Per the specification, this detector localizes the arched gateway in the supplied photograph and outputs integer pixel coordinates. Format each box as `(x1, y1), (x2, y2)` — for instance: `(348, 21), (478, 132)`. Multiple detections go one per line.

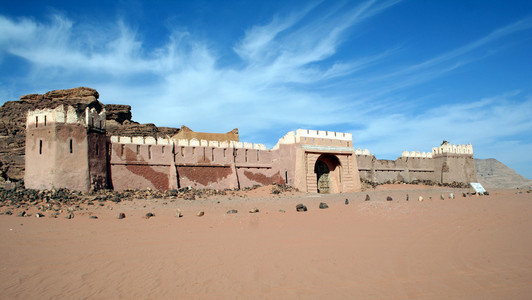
(314, 154), (341, 193)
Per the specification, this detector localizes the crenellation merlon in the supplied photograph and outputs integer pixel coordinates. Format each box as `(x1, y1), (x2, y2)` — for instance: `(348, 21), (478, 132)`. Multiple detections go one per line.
(26, 105), (106, 129)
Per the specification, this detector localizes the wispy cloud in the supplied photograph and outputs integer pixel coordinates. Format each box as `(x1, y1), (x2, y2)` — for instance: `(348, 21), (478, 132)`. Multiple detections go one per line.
(0, 2), (531, 178)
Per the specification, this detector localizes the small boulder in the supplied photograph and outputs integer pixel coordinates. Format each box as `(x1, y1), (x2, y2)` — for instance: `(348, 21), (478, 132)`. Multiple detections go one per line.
(418, 196), (424, 202)
(145, 212), (155, 219)
(319, 202), (329, 209)
(36, 213), (44, 218)
(296, 204), (307, 212)
(66, 213), (74, 219)
(406, 194), (409, 201)
(462, 192), (467, 197)
(249, 208), (259, 213)
(449, 193), (454, 199)
(440, 194), (445, 200)
(279, 209), (286, 213)
(175, 209), (182, 218)
(386, 196), (392, 201)
(118, 213), (126, 219)
(226, 209), (238, 214)
(197, 211), (205, 217)
(17, 211), (26, 217)
(484, 191), (490, 196)
(89, 216), (98, 219)
(365, 194), (370, 201)
(345, 199), (349, 205)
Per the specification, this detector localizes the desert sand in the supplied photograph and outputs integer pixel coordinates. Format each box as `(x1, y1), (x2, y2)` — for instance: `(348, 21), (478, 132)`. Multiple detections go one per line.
(1, 185), (531, 299)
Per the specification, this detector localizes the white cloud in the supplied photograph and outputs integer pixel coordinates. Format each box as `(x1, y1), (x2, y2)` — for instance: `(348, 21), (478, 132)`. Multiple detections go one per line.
(1, 2), (532, 178)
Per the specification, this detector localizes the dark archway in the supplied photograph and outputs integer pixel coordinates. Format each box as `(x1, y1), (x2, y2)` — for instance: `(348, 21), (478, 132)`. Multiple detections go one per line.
(314, 154), (341, 193)
(315, 160), (330, 193)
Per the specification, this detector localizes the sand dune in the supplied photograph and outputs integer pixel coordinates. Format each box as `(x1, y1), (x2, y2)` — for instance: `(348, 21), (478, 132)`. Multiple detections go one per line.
(1, 186), (531, 299)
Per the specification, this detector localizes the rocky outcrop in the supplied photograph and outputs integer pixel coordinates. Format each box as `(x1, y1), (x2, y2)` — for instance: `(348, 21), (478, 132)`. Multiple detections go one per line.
(0, 87), (179, 184)
(475, 158), (532, 189)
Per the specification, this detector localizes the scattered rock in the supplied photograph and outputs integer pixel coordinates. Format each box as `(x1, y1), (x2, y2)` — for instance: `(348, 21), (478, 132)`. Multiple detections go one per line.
(66, 213), (74, 219)
(175, 209), (182, 218)
(345, 199), (349, 205)
(296, 204), (307, 212)
(197, 211), (205, 217)
(17, 211), (26, 217)
(5, 210), (12, 215)
(89, 216), (98, 219)
(118, 213), (126, 219)
(440, 194), (445, 200)
(449, 193), (454, 199)
(36, 213), (44, 218)
(484, 191), (490, 196)
(226, 209), (238, 214)
(145, 212), (155, 219)
(279, 209), (286, 213)
(386, 196), (392, 201)
(462, 192), (467, 197)
(418, 196), (423, 202)
(249, 208), (259, 213)
(406, 194), (409, 201)
(365, 194), (370, 201)
(319, 202), (328, 209)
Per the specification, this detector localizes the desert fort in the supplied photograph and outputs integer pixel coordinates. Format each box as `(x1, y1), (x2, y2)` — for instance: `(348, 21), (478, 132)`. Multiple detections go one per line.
(8, 87), (477, 193)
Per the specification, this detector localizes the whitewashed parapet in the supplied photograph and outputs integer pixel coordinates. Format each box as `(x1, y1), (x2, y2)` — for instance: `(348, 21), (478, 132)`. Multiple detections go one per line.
(355, 149), (371, 156)
(296, 129), (352, 141)
(253, 143), (266, 150)
(109, 136), (268, 150)
(157, 137), (171, 145)
(401, 151), (433, 158)
(132, 136), (144, 144)
(85, 107), (106, 130)
(231, 141), (243, 148)
(144, 137), (156, 144)
(432, 143), (473, 155)
(190, 139), (200, 146)
(27, 105), (100, 128)
(273, 131), (296, 150)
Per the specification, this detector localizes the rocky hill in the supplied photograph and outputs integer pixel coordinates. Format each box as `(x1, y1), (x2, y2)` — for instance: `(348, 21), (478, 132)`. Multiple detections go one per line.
(0, 87), (179, 184)
(475, 158), (532, 189)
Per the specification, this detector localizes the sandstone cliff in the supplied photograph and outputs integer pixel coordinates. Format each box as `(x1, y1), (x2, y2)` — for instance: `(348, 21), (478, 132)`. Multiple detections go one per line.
(0, 87), (179, 183)
(475, 158), (532, 189)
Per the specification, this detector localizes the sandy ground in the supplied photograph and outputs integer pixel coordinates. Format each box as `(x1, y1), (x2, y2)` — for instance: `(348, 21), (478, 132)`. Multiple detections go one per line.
(1, 185), (531, 299)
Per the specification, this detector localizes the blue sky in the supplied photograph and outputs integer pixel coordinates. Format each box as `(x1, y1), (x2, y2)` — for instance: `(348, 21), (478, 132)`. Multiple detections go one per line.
(1, 0), (531, 179)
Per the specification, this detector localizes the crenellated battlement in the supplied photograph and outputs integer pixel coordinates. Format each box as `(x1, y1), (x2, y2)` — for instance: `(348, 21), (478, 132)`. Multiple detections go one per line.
(26, 105), (106, 131)
(85, 107), (106, 130)
(109, 136), (267, 150)
(401, 151), (433, 158)
(432, 142), (473, 155)
(355, 149), (372, 156)
(273, 129), (353, 149)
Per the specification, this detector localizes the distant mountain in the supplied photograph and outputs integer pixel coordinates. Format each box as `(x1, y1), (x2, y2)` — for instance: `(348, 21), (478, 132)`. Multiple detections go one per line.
(475, 158), (532, 189)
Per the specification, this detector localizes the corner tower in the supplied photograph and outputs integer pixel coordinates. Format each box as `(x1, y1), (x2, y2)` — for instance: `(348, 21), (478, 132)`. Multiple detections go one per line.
(25, 105), (107, 191)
